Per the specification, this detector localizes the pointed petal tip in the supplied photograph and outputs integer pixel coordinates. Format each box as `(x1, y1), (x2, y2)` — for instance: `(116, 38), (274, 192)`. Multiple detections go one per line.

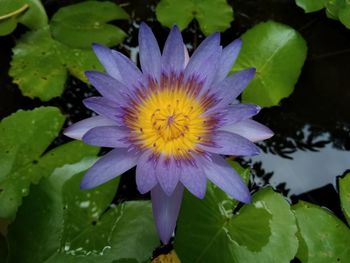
(248, 67), (256, 75)
(80, 176), (96, 190)
(240, 192), (252, 204)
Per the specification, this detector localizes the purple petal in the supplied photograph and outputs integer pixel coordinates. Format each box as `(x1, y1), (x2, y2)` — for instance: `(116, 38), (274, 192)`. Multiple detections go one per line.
(219, 104), (261, 126)
(82, 126), (129, 148)
(83, 97), (122, 124)
(81, 148), (138, 189)
(162, 25), (185, 75)
(220, 119), (274, 142)
(201, 154), (251, 203)
(200, 131), (260, 156)
(139, 22), (161, 82)
(63, 116), (117, 140)
(135, 151), (158, 194)
(111, 50), (143, 89)
(151, 183), (184, 244)
(179, 160), (206, 199)
(213, 38), (242, 85)
(184, 33), (221, 91)
(155, 156), (180, 196)
(92, 44), (122, 81)
(85, 71), (130, 103)
(214, 68), (256, 108)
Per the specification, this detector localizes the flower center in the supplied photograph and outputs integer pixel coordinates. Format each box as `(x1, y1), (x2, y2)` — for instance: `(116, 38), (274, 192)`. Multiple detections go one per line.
(124, 78), (211, 159)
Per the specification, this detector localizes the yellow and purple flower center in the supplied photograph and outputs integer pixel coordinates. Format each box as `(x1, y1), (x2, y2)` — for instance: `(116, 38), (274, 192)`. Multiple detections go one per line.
(124, 75), (216, 159)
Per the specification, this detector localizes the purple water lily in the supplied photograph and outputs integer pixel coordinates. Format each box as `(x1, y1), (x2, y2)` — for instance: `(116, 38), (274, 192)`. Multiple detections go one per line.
(64, 23), (273, 244)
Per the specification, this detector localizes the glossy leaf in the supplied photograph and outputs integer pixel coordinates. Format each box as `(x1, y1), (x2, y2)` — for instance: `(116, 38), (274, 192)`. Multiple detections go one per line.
(338, 5), (350, 29)
(0, 107), (100, 219)
(293, 201), (350, 263)
(7, 159), (158, 263)
(9, 28), (102, 101)
(296, 0), (350, 29)
(156, 0), (234, 35)
(339, 172), (350, 225)
(295, 0), (326, 13)
(175, 187), (298, 263)
(0, 0), (47, 35)
(50, 1), (129, 49)
(232, 21), (307, 107)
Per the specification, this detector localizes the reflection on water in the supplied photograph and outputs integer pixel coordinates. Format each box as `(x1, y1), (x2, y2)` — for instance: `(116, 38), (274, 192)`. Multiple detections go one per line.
(249, 125), (350, 196)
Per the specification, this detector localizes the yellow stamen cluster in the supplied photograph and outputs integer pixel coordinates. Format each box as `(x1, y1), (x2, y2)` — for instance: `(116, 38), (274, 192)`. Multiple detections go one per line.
(127, 86), (208, 158)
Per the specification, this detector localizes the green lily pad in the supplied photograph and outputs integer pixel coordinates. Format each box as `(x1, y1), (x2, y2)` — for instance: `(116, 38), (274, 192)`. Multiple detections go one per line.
(339, 172), (350, 225)
(175, 187), (298, 263)
(0, 0), (48, 35)
(232, 21), (307, 107)
(293, 201), (350, 262)
(50, 1), (129, 49)
(296, 0), (350, 29)
(338, 5), (350, 29)
(295, 0), (326, 13)
(156, 0), (234, 35)
(9, 27), (103, 101)
(0, 107), (99, 219)
(7, 159), (158, 263)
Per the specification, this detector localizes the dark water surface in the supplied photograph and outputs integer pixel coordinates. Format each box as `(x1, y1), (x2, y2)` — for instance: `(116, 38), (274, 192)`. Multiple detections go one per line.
(1, 0), (350, 226)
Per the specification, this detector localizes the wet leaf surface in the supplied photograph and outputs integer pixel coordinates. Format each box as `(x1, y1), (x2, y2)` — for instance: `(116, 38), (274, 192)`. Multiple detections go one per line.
(156, 0), (234, 35)
(7, 159), (159, 263)
(0, 0), (47, 35)
(0, 107), (99, 219)
(293, 201), (350, 262)
(339, 172), (350, 225)
(175, 187), (298, 263)
(9, 28), (102, 101)
(232, 21), (307, 107)
(50, 1), (129, 49)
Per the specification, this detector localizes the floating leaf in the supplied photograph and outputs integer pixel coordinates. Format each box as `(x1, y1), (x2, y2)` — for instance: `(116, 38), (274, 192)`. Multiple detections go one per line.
(293, 201), (350, 263)
(156, 0), (234, 35)
(232, 21), (307, 107)
(175, 186), (298, 263)
(0, 107), (99, 219)
(50, 1), (129, 49)
(9, 27), (103, 101)
(339, 172), (350, 225)
(0, 0), (47, 35)
(7, 159), (158, 263)
(295, 0), (326, 13)
(296, 0), (350, 29)
(338, 5), (350, 29)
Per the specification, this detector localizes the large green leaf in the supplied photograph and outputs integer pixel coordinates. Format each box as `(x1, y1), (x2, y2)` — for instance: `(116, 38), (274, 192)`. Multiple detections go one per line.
(0, 107), (99, 219)
(338, 5), (350, 29)
(339, 172), (350, 225)
(296, 0), (350, 29)
(295, 0), (326, 13)
(50, 1), (129, 49)
(9, 27), (103, 101)
(293, 201), (350, 262)
(156, 0), (234, 35)
(232, 21), (307, 107)
(0, 0), (48, 35)
(7, 159), (158, 263)
(175, 186), (298, 263)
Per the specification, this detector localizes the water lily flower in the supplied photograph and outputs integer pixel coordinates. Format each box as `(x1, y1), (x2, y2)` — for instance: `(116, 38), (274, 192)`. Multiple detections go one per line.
(64, 23), (273, 244)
